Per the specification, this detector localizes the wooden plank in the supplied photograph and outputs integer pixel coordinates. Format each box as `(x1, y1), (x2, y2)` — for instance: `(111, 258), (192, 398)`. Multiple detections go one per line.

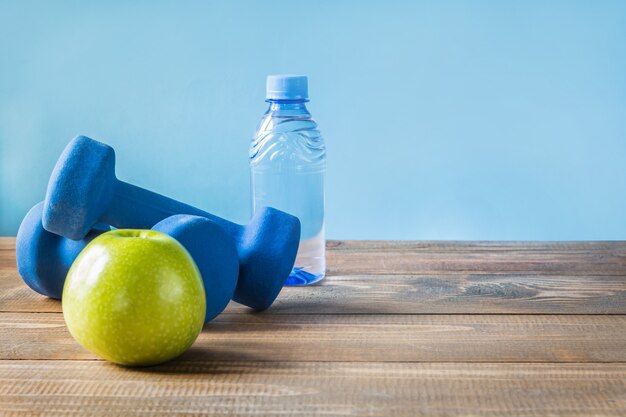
(0, 250), (15, 270)
(0, 361), (624, 416)
(1, 313), (624, 363)
(0, 271), (62, 313)
(2, 270), (624, 314)
(0, 237), (14, 251)
(326, 250), (626, 276)
(328, 239), (626, 252)
(266, 273), (626, 315)
(5, 239), (626, 275)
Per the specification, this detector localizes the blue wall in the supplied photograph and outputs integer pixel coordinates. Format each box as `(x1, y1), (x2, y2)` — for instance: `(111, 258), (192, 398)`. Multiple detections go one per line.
(1, 0), (625, 240)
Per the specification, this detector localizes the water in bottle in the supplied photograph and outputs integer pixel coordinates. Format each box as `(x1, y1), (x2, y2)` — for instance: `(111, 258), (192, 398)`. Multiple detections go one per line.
(249, 75), (326, 285)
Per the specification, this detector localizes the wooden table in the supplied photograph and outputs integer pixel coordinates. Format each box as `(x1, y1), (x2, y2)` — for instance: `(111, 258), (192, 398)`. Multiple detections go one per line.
(1, 238), (625, 416)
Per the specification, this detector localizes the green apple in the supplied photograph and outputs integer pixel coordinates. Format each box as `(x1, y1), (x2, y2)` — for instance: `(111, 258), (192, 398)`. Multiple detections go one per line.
(62, 229), (206, 366)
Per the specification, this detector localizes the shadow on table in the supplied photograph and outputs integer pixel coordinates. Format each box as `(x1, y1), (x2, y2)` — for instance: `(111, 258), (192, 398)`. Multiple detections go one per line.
(130, 347), (283, 376)
(254, 299), (403, 315)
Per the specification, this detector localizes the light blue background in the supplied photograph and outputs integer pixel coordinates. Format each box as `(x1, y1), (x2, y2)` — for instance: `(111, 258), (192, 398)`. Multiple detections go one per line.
(1, 0), (625, 240)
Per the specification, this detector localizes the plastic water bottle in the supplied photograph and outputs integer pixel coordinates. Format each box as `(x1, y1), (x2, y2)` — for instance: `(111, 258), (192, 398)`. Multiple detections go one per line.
(249, 75), (326, 286)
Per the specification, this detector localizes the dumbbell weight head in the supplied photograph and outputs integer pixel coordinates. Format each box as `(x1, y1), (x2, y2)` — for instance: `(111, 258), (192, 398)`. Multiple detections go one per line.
(235, 206), (300, 310)
(16, 202), (109, 299)
(43, 137), (116, 241)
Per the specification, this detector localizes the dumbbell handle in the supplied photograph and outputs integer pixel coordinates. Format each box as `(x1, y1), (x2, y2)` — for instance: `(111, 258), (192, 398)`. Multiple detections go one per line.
(103, 180), (242, 240)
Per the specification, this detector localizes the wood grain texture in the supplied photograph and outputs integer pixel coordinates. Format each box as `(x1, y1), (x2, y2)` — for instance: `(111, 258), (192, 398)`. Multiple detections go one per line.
(1, 312), (625, 363)
(327, 249), (626, 276)
(2, 269), (625, 314)
(325, 240), (626, 276)
(1, 361), (625, 417)
(0, 237), (15, 251)
(4, 239), (626, 275)
(1, 238), (625, 416)
(268, 273), (626, 315)
(327, 240), (626, 251)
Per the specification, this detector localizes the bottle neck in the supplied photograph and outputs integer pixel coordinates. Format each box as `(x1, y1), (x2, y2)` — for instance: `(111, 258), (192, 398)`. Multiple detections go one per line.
(266, 99), (310, 114)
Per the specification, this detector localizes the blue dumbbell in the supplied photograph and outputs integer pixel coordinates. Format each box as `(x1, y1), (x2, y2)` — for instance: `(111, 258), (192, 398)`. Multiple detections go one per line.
(17, 203), (242, 322)
(42, 135), (301, 311)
